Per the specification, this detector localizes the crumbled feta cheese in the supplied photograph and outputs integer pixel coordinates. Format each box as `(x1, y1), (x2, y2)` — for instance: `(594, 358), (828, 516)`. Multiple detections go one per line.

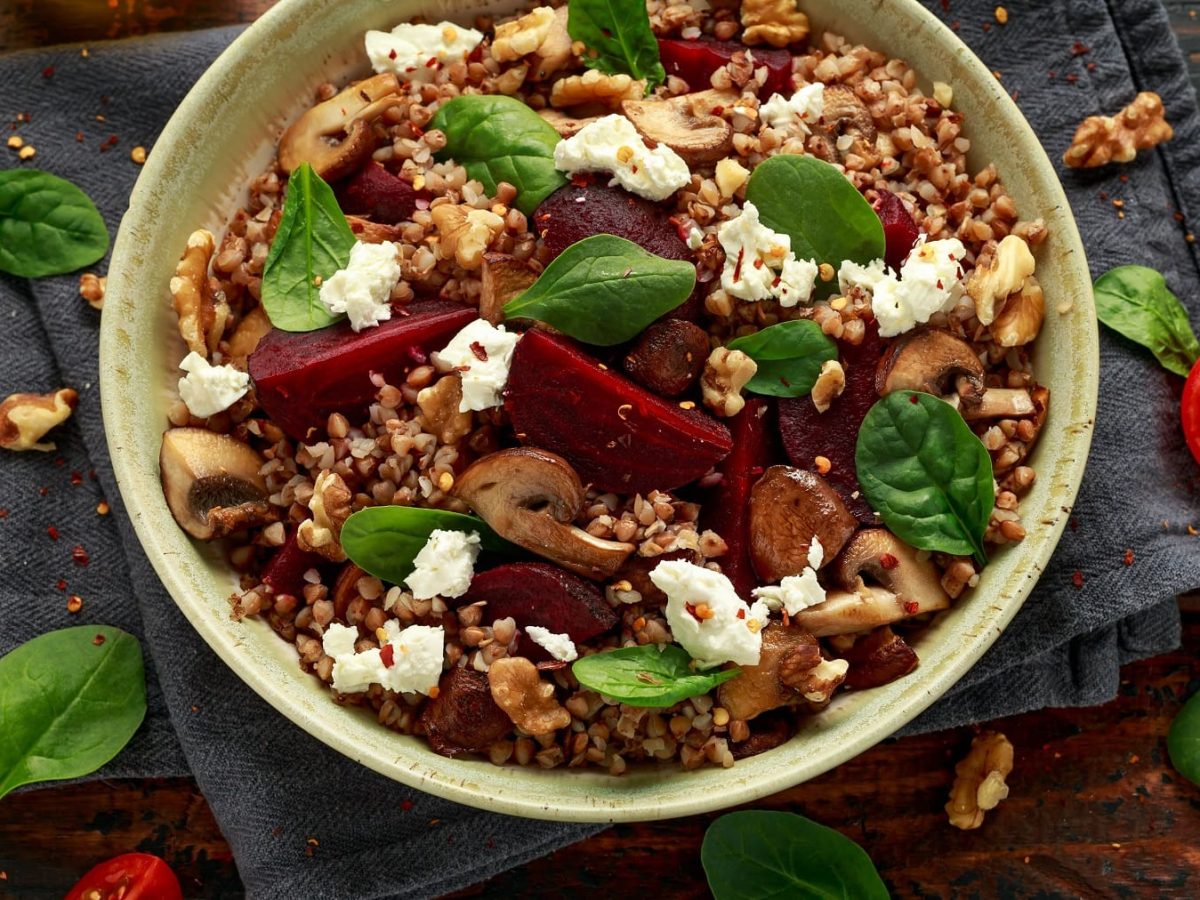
(808, 536), (824, 570)
(650, 560), (769, 668)
(753, 536), (827, 616)
(838, 236), (967, 337)
(718, 201), (818, 307)
(759, 83), (825, 132)
(525, 626), (578, 662)
(553, 114), (691, 202)
(321, 621), (444, 695)
(404, 529), (481, 600)
(177, 352), (249, 418)
(435, 319), (521, 411)
(365, 22), (484, 82)
(685, 224), (706, 250)
(319, 241), (401, 332)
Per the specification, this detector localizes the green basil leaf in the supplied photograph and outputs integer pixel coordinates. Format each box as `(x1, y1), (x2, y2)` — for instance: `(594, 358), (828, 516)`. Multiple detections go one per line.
(1093, 265), (1200, 377)
(702, 811), (889, 900)
(1168, 690), (1200, 787)
(341, 506), (516, 586)
(567, 0), (665, 91)
(0, 626), (147, 801)
(503, 234), (695, 345)
(261, 162), (356, 333)
(856, 391), (993, 566)
(726, 320), (839, 397)
(571, 644), (739, 707)
(744, 155), (884, 297)
(0, 170), (109, 277)
(430, 96), (567, 215)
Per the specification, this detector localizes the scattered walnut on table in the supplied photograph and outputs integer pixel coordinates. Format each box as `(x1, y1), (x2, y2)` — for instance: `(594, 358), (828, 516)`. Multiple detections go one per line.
(740, 0), (810, 48)
(946, 731), (1014, 830)
(170, 229), (229, 358)
(0, 389), (78, 452)
(297, 469), (352, 561)
(550, 69), (646, 109)
(966, 234), (1035, 326)
(79, 272), (106, 310)
(1063, 91), (1174, 169)
(487, 656), (571, 735)
(701, 347), (757, 418)
(430, 203), (505, 271)
(810, 359), (846, 413)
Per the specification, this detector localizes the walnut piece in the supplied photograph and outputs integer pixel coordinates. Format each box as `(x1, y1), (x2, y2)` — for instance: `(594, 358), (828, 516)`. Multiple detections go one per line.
(0, 389), (78, 452)
(491, 6), (571, 81)
(487, 656), (571, 735)
(779, 648), (848, 704)
(226, 306), (273, 363)
(551, 70), (646, 110)
(417, 375), (475, 444)
(810, 359), (846, 413)
(740, 0), (810, 48)
(701, 347), (758, 418)
(991, 276), (1045, 347)
(79, 273), (106, 310)
(966, 234), (1035, 326)
(946, 731), (1014, 830)
(170, 229), (230, 357)
(431, 204), (506, 271)
(297, 470), (352, 561)
(1063, 91), (1174, 169)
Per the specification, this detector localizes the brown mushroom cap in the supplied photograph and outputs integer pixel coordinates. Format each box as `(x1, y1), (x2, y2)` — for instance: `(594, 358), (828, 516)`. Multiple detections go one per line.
(160, 427), (269, 540)
(840, 626), (920, 690)
(278, 73), (403, 181)
(621, 90), (735, 166)
(822, 85), (877, 142)
(716, 624), (819, 722)
(875, 328), (985, 405)
(480, 252), (539, 325)
(749, 466), (857, 584)
(453, 447), (634, 580)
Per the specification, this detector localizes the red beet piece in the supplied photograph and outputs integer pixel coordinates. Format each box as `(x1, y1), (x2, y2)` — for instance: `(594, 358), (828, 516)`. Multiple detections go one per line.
(701, 397), (779, 599)
(338, 161), (425, 224)
(462, 562), (618, 660)
(873, 189), (921, 272)
(249, 300), (476, 440)
(778, 322), (886, 523)
(260, 532), (326, 598)
(533, 181), (690, 262)
(657, 37), (793, 97)
(505, 329), (733, 493)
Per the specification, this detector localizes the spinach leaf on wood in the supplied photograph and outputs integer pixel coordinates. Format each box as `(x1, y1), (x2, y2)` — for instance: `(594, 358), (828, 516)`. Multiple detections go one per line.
(1093, 265), (1200, 377)
(0, 170), (109, 278)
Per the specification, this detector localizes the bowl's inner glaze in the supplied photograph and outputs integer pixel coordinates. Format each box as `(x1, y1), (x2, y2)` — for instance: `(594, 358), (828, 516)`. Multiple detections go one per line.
(101, 0), (1097, 821)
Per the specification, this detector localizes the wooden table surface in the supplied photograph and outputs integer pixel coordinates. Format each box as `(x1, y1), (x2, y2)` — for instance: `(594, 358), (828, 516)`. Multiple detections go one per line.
(3, 2), (1200, 897)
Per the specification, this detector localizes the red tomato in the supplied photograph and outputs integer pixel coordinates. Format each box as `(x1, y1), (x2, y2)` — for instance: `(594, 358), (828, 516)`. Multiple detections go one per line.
(1184, 358), (1200, 466)
(65, 853), (182, 900)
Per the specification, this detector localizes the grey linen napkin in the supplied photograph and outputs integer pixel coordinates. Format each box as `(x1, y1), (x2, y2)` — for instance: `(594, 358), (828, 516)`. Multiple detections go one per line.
(0, 0), (1197, 895)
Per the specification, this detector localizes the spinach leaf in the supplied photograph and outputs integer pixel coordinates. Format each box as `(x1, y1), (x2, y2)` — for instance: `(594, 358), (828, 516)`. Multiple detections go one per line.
(726, 320), (839, 397)
(341, 506), (515, 586)
(503, 234), (695, 345)
(571, 644), (739, 707)
(0, 626), (146, 801)
(856, 391), (994, 566)
(1168, 690), (1200, 787)
(430, 96), (567, 215)
(0, 170), (109, 277)
(567, 0), (665, 91)
(744, 155), (884, 296)
(1093, 265), (1200, 377)
(702, 811), (889, 900)
(261, 162), (356, 332)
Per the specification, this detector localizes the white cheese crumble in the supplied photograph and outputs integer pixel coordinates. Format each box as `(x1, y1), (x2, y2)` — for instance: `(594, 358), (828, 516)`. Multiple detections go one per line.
(321, 621), (444, 695)
(838, 236), (967, 337)
(525, 626), (578, 662)
(434, 318), (522, 411)
(650, 560), (770, 668)
(759, 83), (825, 132)
(718, 200), (819, 307)
(753, 537), (826, 616)
(365, 22), (484, 82)
(177, 352), (249, 418)
(553, 114), (691, 202)
(319, 241), (402, 332)
(404, 529), (481, 600)
(685, 224), (705, 251)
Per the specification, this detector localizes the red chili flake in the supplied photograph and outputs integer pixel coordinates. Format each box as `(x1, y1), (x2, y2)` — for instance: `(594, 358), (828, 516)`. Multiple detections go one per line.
(380, 643), (396, 668)
(1048, 70), (1057, 79)
(1071, 570), (1084, 588)
(388, 48), (398, 60)
(42, 65), (55, 78)
(405, 345), (428, 365)
(47, 525), (59, 541)
(880, 553), (900, 570)
(936, 279), (944, 290)
(54, 456), (66, 467)
(939, 0), (949, 11)
(39, 486), (50, 496)
(982, 23), (991, 33)
(1065, 74), (1079, 85)
(401, 799), (413, 811)
(1069, 517), (1079, 531)
(1123, 549), (1135, 566)
(56, 578), (67, 591)
(748, 465), (764, 477)
(70, 471), (83, 486)
(72, 545), (90, 566)
(903, 601), (920, 615)
(424, 56), (440, 68)
(0, 508), (8, 519)
(88, 469), (97, 481)
(732, 248), (745, 282)
(1087, 62), (1097, 72)
(1071, 41), (1090, 56)
(909, 394), (920, 404)
(736, 609), (746, 619)
(92, 633), (106, 646)
(100, 134), (119, 152)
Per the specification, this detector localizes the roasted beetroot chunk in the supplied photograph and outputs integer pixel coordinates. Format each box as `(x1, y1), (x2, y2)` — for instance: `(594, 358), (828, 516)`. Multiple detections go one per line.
(533, 181), (691, 262)
(338, 161), (426, 224)
(657, 37), (793, 97)
(419, 668), (512, 758)
(505, 328), (734, 493)
(249, 301), (476, 440)
(461, 562), (618, 659)
(778, 322), (886, 522)
(872, 189), (921, 272)
(260, 532), (326, 598)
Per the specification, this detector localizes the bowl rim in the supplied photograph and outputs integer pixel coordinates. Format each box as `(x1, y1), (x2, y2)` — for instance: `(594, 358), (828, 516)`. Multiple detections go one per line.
(101, 0), (1098, 822)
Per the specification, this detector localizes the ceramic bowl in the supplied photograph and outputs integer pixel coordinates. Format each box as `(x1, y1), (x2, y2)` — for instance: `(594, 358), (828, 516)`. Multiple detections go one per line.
(101, 0), (1098, 822)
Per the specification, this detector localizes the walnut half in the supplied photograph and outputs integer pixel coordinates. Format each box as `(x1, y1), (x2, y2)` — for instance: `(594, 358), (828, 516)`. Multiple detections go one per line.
(0, 389), (78, 452)
(1064, 91), (1174, 169)
(431, 203), (506, 271)
(701, 348), (758, 418)
(487, 656), (571, 735)
(170, 229), (229, 358)
(297, 470), (352, 561)
(740, 0), (810, 48)
(946, 731), (1014, 830)
(966, 234), (1035, 326)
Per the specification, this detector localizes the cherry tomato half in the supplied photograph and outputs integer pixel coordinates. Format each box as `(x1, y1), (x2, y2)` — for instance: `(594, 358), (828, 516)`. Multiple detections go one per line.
(1183, 358), (1200, 466)
(65, 852), (182, 900)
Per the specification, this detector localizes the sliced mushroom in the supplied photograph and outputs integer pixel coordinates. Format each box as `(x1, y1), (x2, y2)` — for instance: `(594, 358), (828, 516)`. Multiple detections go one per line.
(161, 427), (269, 540)
(480, 252), (539, 324)
(875, 328), (985, 405)
(716, 625), (819, 722)
(347, 215), (405, 245)
(790, 586), (908, 637)
(955, 388), (1036, 420)
(278, 73), (404, 181)
(621, 91), (735, 166)
(452, 447), (635, 580)
(749, 466), (857, 583)
(809, 85), (879, 164)
(537, 108), (602, 138)
(840, 626), (920, 690)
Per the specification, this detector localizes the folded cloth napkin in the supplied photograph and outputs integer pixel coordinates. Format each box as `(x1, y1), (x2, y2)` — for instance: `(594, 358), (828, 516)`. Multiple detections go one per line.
(0, 0), (1197, 896)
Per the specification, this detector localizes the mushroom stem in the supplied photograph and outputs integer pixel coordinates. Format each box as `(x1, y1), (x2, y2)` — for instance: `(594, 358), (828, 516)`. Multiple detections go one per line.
(952, 388), (1036, 420)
